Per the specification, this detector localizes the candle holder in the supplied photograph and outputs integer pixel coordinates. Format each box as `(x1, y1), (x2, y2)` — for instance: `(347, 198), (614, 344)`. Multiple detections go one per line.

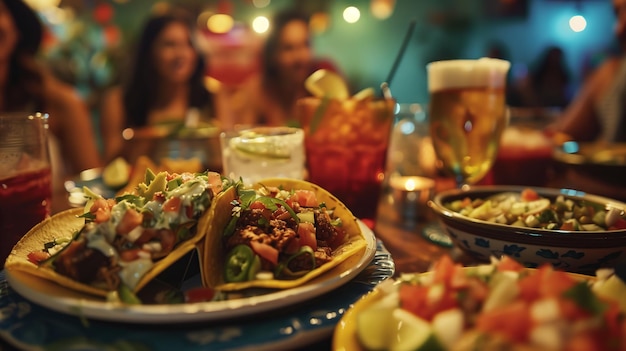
(389, 175), (435, 223)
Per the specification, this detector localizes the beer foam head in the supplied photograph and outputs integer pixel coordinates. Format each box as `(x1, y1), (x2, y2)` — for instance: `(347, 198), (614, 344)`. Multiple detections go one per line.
(427, 58), (510, 92)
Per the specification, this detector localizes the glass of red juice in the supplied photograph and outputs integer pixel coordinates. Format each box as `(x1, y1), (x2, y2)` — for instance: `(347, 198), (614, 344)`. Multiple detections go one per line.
(296, 97), (395, 229)
(0, 112), (51, 269)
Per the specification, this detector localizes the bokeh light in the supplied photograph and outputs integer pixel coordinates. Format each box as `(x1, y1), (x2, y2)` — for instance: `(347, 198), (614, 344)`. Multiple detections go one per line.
(252, 16), (270, 34)
(343, 6), (360, 24)
(207, 14), (234, 34)
(252, 0), (271, 8)
(371, 0), (395, 20)
(310, 12), (330, 34)
(569, 15), (587, 32)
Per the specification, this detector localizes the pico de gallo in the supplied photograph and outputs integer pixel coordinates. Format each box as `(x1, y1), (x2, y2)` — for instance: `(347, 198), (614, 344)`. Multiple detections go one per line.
(27, 169), (226, 296)
(222, 184), (348, 283)
(356, 255), (626, 351)
(444, 188), (626, 231)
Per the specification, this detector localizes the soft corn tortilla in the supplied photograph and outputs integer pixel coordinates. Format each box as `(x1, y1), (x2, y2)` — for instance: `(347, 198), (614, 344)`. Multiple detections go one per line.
(201, 178), (367, 291)
(5, 195), (217, 298)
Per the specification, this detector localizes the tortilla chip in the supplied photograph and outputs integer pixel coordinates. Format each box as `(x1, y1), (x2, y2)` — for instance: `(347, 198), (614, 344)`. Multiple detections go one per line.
(5, 187), (218, 298)
(201, 178), (366, 291)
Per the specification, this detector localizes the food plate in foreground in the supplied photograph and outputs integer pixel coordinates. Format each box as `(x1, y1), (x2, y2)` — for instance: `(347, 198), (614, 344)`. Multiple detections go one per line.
(6, 220), (376, 324)
(334, 255), (626, 351)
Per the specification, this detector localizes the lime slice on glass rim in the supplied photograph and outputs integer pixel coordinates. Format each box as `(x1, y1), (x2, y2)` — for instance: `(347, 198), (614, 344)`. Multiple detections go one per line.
(231, 130), (293, 160)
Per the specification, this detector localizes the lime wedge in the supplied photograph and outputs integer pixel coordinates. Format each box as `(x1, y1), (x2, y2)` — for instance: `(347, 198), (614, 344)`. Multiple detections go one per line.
(391, 308), (443, 351)
(102, 157), (130, 189)
(356, 293), (397, 350)
(231, 133), (292, 160)
(353, 87), (375, 100)
(304, 69), (350, 99)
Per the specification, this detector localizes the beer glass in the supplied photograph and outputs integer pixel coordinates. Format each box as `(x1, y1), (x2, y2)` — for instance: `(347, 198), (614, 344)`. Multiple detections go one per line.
(427, 58), (510, 187)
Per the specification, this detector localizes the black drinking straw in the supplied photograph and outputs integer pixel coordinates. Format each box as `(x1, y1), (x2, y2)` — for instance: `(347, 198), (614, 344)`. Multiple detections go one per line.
(384, 19), (416, 89)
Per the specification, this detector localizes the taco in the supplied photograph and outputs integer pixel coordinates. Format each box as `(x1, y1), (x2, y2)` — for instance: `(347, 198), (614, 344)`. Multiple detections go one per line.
(5, 170), (231, 299)
(201, 178), (367, 291)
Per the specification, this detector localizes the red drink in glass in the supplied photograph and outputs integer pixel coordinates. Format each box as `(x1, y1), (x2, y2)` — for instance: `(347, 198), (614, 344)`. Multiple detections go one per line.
(0, 166), (52, 268)
(297, 97), (395, 228)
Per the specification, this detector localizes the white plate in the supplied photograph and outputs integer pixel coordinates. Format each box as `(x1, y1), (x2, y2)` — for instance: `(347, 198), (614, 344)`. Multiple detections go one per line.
(6, 221), (377, 324)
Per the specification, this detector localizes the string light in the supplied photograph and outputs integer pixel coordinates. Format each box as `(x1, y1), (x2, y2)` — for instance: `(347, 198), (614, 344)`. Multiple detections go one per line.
(569, 15), (587, 32)
(252, 15), (270, 34)
(343, 6), (360, 24)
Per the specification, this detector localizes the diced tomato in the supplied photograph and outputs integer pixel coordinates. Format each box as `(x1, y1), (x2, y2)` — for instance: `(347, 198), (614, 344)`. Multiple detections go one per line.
(560, 222), (575, 231)
(291, 190), (318, 207)
(475, 300), (531, 343)
(27, 251), (50, 265)
(249, 241), (278, 266)
(497, 255), (525, 272)
(298, 222), (317, 250)
(207, 172), (223, 196)
(184, 287), (215, 303)
(539, 269), (576, 298)
(117, 208), (143, 235)
(162, 196), (181, 213)
(518, 265), (576, 302)
(120, 248), (143, 261)
(559, 298), (590, 320)
(432, 254), (460, 286)
(399, 284), (458, 321)
(249, 201), (267, 211)
(521, 188), (540, 201)
(90, 198), (112, 223)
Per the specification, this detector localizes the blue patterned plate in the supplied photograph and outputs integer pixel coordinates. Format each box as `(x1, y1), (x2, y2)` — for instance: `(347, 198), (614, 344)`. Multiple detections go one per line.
(0, 235), (394, 350)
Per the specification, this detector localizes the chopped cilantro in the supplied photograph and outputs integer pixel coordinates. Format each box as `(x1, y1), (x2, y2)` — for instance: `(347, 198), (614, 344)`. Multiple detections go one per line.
(563, 281), (607, 315)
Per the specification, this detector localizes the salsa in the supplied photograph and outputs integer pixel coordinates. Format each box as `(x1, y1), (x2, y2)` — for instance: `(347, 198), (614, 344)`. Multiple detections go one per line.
(444, 188), (626, 231)
(356, 255), (626, 351)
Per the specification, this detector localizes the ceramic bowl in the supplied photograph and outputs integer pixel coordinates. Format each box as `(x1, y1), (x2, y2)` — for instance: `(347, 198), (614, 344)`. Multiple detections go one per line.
(428, 185), (626, 274)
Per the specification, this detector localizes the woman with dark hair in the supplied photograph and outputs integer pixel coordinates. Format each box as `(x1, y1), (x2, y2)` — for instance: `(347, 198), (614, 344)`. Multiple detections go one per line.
(100, 11), (215, 162)
(233, 9), (341, 127)
(0, 0), (101, 182)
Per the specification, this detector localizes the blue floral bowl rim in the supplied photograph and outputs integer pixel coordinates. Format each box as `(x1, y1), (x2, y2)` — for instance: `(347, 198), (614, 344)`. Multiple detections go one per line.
(428, 185), (626, 248)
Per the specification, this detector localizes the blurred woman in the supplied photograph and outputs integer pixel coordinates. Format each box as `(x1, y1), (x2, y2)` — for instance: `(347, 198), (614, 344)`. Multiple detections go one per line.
(548, 0), (626, 142)
(100, 11), (215, 162)
(518, 46), (572, 109)
(0, 0), (101, 181)
(233, 10), (341, 127)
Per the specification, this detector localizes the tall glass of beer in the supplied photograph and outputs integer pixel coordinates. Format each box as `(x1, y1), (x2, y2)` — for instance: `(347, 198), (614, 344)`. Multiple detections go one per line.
(427, 58), (510, 187)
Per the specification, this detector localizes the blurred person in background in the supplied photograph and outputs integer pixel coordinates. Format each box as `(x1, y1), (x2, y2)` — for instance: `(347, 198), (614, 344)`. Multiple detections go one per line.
(0, 0), (101, 187)
(100, 10), (216, 163)
(548, 0), (626, 143)
(232, 9), (342, 127)
(517, 46), (572, 110)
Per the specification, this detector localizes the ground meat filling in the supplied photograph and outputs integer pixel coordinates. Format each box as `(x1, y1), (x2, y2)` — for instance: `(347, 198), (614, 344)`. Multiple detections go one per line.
(227, 205), (341, 275)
